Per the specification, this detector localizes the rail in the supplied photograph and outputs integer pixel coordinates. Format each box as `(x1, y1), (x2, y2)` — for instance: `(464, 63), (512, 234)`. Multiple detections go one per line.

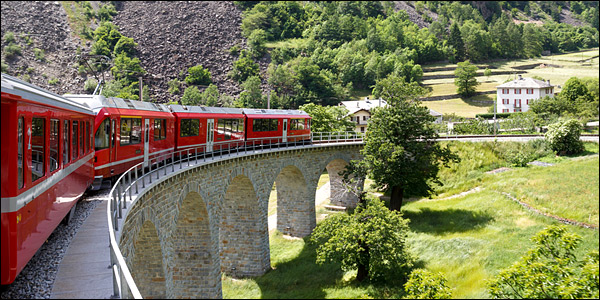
(107, 132), (362, 299)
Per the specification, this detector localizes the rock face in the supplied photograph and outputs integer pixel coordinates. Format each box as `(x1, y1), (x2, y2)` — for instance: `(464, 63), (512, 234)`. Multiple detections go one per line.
(1, 1), (86, 95)
(1, 1), (248, 103)
(111, 1), (247, 103)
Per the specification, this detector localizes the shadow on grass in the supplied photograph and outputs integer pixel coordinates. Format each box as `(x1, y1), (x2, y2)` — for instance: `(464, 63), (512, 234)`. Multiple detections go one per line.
(403, 208), (494, 235)
(255, 235), (409, 299)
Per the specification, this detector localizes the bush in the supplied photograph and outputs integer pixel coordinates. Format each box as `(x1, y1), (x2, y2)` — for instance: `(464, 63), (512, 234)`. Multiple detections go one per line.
(4, 43), (22, 59)
(185, 65), (212, 86)
(229, 50), (260, 83)
(544, 119), (585, 155)
(84, 78), (98, 93)
(404, 269), (453, 299)
(33, 48), (45, 61)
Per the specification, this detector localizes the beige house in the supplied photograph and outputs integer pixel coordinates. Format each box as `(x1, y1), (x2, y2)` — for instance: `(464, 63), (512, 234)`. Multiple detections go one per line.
(339, 98), (442, 133)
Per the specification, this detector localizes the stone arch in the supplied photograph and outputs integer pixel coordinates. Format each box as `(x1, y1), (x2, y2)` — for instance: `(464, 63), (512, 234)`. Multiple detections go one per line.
(323, 157), (363, 209)
(131, 219), (166, 299)
(170, 190), (220, 298)
(273, 164), (315, 237)
(220, 174), (270, 277)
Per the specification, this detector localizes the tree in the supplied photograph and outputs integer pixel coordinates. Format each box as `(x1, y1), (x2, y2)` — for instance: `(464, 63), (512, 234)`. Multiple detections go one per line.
(454, 60), (479, 97)
(544, 118), (585, 155)
(404, 269), (453, 299)
(185, 65), (212, 86)
(484, 67), (492, 82)
(358, 75), (459, 211)
(298, 103), (354, 132)
(487, 225), (599, 299)
(448, 22), (464, 61)
(235, 76), (265, 108)
(310, 197), (415, 282)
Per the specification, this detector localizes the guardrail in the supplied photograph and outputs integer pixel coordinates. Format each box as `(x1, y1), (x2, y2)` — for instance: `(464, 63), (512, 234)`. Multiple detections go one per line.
(107, 132), (362, 299)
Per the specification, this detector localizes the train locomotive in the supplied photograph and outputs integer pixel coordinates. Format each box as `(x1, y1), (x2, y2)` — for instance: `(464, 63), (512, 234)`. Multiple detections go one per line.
(1, 73), (311, 285)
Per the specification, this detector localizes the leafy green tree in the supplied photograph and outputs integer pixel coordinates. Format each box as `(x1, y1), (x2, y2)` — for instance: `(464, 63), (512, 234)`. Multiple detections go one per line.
(201, 84), (220, 107)
(248, 29), (267, 58)
(235, 76), (264, 108)
(185, 65), (212, 86)
(404, 269), (453, 299)
(113, 35), (137, 57)
(488, 225), (599, 299)
(454, 60), (479, 97)
(229, 50), (260, 83)
(522, 24), (543, 58)
(111, 52), (145, 84)
(448, 22), (465, 61)
(181, 86), (202, 105)
(299, 103), (354, 132)
(310, 197), (415, 282)
(359, 75), (459, 211)
(484, 67), (492, 81)
(544, 119), (585, 155)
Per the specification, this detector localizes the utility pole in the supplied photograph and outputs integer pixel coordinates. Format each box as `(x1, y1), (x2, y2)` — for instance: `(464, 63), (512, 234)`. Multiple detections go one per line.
(139, 76), (143, 101)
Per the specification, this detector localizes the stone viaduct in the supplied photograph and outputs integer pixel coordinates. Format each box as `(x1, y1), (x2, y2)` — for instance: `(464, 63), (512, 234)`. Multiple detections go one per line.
(115, 143), (363, 299)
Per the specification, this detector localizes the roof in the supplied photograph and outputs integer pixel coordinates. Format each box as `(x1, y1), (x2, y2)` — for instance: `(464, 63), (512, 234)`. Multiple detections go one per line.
(169, 104), (243, 115)
(63, 94), (171, 114)
(496, 76), (553, 88)
(339, 98), (388, 114)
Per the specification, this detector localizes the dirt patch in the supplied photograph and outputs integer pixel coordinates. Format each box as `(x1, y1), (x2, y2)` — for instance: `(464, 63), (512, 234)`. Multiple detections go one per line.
(486, 167), (511, 174)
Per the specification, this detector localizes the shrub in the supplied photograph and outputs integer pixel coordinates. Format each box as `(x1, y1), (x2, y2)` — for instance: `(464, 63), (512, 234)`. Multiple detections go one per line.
(404, 269), (453, 299)
(33, 48), (45, 61)
(229, 50), (260, 83)
(185, 65), (212, 86)
(84, 78), (98, 93)
(544, 119), (585, 155)
(4, 43), (22, 59)
(3, 31), (16, 44)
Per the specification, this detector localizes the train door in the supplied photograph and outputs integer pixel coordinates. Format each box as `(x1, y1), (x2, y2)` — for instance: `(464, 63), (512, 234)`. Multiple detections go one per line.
(143, 118), (150, 168)
(282, 119), (288, 143)
(206, 119), (214, 152)
(110, 118), (117, 176)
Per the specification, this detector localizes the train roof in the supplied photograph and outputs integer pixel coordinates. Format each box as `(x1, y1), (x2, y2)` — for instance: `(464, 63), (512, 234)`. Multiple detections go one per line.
(242, 108), (310, 118)
(168, 104), (244, 115)
(1, 73), (94, 115)
(63, 94), (171, 114)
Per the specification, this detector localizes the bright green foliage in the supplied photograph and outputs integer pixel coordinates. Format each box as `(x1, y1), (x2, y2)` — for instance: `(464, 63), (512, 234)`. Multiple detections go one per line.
(181, 84), (221, 107)
(454, 60), (479, 97)
(111, 52), (145, 83)
(310, 197), (415, 283)
(544, 119), (585, 155)
(248, 29), (267, 58)
(359, 75), (459, 210)
(185, 65), (212, 86)
(113, 36), (137, 57)
(181, 86), (202, 105)
(167, 78), (181, 95)
(404, 269), (453, 299)
(488, 225), (599, 299)
(235, 76), (264, 108)
(448, 22), (464, 62)
(298, 103), (354, 132)
(201, 84), (220, 107)
(229, 50), (260, 83)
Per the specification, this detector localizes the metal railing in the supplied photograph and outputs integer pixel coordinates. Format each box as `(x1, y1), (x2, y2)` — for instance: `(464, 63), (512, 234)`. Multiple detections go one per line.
(107, 133), (362, 299)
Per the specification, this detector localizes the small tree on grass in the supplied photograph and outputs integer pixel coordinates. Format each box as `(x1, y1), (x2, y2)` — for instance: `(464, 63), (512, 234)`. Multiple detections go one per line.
(487, 225), (599, 299)
(404, 269), (453, 299)
(454, 60), (479, 97)
(544, 118), (585, 155)
(310, 197), (415, 282)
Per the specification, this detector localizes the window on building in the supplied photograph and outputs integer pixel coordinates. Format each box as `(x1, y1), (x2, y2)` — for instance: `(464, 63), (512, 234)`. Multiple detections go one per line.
(49, 119), (59, 172)
(502, 109), (509, 113)
(180, 119), (199, 137)
(514, 108), (522, 112)
(154, 118), (167, 140)
(120, 118), (142, 145)
(502, 99), (509, 104)
(31, 117), (45, 182)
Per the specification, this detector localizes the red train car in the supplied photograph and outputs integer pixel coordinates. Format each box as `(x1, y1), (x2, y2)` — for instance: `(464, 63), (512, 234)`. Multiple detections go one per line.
(169, 105), (246, 154)
(242, 108), (311, 146)
(64, 95), (175, 189)
(1, 74), (95, 285)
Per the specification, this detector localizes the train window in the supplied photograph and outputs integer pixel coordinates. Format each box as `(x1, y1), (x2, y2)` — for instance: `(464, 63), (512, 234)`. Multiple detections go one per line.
(18, 117), (24, 189)
(49, 119), (59, 172)
(180, 119), (199, 137)
(79, 120), (84, 156)
(237, 119), (244, 133)
(64, 120), (70, 164)
(85, 121), (89, 153)
(290, 119), (305, 131)
(120, 118), (142, 146)
(307, 119), (310, 129)
(31, 117), (45, 182)
(217, 119), (225, 135)
(72, 121), (78, 159)
(154, 119), (166, 140)
(252, 119), (278, 132)
(95, 118), (110, 150)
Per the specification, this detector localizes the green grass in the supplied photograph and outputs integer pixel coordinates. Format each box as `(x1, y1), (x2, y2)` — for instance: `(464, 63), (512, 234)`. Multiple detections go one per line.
(223, 142), (600, 299)
(420, 48), (599, 118)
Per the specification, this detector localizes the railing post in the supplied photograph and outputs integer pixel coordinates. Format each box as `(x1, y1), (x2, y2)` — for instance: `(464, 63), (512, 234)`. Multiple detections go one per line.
(135, 165), (139, 194)
(117, 184), (123, 219)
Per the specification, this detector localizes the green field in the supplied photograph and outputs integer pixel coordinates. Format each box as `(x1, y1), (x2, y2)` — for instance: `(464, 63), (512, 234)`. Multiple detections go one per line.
(223, 142), (600, 299)
(421, 48), (600, 118)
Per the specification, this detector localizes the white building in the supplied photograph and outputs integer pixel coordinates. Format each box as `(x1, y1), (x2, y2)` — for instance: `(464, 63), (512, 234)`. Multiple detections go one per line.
(339, 98), (443, 133)
(496, 75), (555, 113)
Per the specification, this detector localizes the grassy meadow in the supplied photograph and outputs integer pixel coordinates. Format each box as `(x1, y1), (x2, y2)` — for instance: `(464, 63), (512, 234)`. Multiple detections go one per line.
(223, 141), (600, 299)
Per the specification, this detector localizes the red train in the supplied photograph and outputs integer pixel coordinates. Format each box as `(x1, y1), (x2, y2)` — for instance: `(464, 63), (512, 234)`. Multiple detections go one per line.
(1, 74), (95, 285)
(1, 73), (311, 285)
